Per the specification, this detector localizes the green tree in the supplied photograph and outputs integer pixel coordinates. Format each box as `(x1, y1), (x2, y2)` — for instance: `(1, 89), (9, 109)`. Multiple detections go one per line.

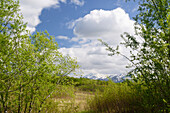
(0, 0), (79, 112)
(99, 0), (170, 112)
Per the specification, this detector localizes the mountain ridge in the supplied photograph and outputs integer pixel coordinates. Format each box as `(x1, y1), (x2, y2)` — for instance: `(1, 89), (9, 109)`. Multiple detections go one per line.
(69, 73), (131, 83)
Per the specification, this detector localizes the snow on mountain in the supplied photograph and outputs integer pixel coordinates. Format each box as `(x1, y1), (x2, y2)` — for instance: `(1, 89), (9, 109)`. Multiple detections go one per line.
(68, 73), (131, 83)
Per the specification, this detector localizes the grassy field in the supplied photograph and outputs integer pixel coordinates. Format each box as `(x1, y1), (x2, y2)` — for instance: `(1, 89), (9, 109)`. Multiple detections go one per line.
(13, 76), (168, 113)
(38, 77), (108, 113)
(40, 76), (164, 113)
(55, 91), (94, 113)
(40, 86), (95, 113)
(39, 77), (135, 113)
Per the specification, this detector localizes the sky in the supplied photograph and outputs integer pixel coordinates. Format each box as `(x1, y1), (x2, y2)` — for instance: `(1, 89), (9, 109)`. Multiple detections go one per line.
(19, 0), (139, 76)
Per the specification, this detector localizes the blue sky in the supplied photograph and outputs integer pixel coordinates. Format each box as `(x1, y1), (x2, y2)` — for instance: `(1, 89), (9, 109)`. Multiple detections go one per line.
(36, 0), (138, 47)
(19, 0), (139, 76)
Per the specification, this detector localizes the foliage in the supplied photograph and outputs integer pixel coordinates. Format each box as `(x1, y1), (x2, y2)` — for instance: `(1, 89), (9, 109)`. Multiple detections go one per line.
(58, 76), (108, 92)
(0, 0), (79, 112)
(99, 0), (170, 112)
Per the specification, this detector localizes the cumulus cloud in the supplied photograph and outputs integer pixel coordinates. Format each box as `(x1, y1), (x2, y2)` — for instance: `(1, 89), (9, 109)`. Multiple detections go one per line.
(59, 42), (130, 75)
(19, 0), (84, 33)
(19, 1), (135, 75)
(71, 8), (135, 45)
(64, 8), (135, 75)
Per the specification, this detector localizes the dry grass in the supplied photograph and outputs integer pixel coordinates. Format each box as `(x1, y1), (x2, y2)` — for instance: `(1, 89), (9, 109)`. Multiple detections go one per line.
(74, 91), (94, 111)
(52, 91), (94, 113)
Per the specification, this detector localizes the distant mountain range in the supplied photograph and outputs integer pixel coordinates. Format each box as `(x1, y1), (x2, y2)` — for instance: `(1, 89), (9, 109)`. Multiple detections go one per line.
(69, 73), (132, 83)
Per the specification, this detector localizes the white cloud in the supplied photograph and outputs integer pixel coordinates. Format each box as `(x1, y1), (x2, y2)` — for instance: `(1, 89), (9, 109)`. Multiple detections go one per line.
(57, 35), (69, 40)
(19, 0), (84, 33)
(60, 0), (67, 3)
(70, 0), (84, 6)
(19, 0), (62, 33)
(71, 8), (135, 45)
(64, 8), (135, 75)
(70, 37), (80, 42)
(70, 37), (89, 44)
(59, 42), (130, 75)
(19, 1), (135, 76)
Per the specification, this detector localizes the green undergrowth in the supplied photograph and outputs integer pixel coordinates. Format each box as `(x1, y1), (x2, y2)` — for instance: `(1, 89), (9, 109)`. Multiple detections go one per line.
(15, 76), (168, 113)
(58, 76), (109, 92)
(39, 77), (109, 113)
(85, 81), (143, 113)
(85, 80), (170, 113)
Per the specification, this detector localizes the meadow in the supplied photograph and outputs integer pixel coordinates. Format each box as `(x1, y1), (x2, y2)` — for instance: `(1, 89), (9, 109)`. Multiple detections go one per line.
(40, 76), (156, 113)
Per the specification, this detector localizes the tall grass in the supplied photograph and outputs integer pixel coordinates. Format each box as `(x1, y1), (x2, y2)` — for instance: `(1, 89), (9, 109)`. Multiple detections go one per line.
(86, 81), (146, 113)
(37, 85), (77, 113)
